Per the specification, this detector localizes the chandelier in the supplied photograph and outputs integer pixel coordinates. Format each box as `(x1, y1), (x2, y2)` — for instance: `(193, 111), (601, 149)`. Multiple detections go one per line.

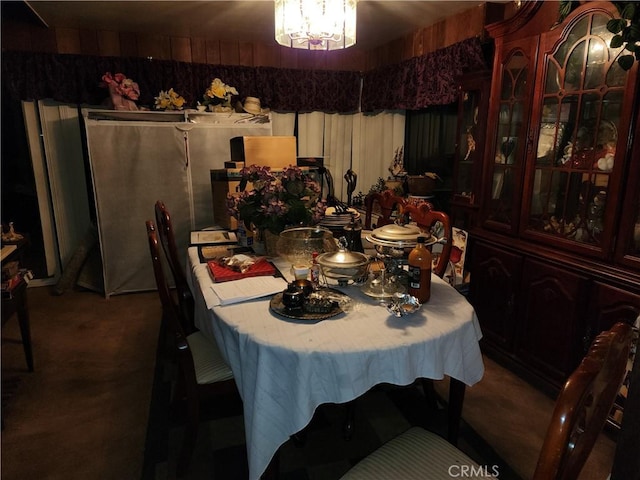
(274, 0), (357, 51)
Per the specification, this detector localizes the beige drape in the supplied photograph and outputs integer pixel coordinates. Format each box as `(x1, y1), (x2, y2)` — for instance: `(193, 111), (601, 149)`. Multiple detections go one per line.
(293, 111), (406, 201)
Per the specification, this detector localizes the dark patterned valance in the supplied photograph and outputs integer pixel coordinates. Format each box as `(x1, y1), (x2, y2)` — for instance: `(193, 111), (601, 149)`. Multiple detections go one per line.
(2, 37), (486, 113)
(361, 37), (488, 112)
(0, 52), (361, 113)
(255, 67), (360, 113)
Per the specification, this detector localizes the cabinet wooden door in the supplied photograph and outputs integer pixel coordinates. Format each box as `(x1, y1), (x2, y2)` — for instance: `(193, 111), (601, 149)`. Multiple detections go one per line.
(587, 282), (640, 343)
(468, 241), (522, 353)
(516, 258), (589, 386)
(482, 36), (538, 234)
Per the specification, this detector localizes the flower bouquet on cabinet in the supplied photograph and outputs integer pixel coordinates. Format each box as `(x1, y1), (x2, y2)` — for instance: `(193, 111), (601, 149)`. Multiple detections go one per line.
(100, 72), (140, 111)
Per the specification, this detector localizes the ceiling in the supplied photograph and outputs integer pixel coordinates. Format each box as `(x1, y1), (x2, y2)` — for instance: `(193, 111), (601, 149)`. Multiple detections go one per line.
(23, 1), (502, 51)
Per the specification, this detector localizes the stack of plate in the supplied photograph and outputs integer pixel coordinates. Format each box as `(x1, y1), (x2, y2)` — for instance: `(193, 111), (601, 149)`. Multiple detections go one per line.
(319, 207), (360, 232)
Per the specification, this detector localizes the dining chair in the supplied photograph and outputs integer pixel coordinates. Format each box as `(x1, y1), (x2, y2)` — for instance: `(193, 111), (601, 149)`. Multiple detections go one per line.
(403, 201), (453, 280)
(155, 200), (195, 333)
(146, 220), (238, 476)
(339, 322), (633, 480)
(363, 190), (406, 230)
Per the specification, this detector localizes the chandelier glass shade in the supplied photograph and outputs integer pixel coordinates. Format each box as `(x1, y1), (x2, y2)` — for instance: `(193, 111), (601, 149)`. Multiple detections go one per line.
(274, 0), (357, 51)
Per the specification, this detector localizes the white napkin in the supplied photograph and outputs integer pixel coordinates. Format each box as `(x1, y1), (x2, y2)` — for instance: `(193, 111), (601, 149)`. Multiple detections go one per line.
(209, 276), (287, 307)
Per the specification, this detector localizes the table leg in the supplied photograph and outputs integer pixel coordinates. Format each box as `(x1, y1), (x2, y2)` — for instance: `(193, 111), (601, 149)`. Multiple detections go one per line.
(343, 400), (356, 441)
(447, 377), (465, 445)
(16, 285), (33, 372)
(3, 281), (34, 372)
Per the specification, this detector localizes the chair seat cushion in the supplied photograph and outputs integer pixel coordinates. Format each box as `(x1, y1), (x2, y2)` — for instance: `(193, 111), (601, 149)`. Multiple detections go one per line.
(186, 331), (234, 384)
(339, 427), (485, 480)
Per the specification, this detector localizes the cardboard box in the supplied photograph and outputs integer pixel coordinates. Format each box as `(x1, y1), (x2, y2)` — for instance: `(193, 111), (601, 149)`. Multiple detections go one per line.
(211, 170), (247, 230)
(230, 136), (296, 168)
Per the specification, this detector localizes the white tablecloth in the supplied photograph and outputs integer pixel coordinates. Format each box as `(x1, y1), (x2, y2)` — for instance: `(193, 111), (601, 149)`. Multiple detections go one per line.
(187, 247), (484, 480)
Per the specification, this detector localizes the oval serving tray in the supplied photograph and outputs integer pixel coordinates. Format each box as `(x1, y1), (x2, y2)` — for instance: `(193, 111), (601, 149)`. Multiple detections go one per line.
(270, 288), (348, 321)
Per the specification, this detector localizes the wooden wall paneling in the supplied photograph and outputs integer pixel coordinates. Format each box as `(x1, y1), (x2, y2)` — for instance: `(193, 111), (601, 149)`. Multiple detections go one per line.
(295, 50), (316, 70)
(327, 49), (364, 72)
(377, 43), (392, 69)
(170, 36), (192, 63)
(238, 42), (254, 66)
(412, 29), (424, 58)
(364, 49), (378, 72)
(205, 39), (222, 65)
(400, 34), (414, 62)
(119, 32), (138, 58)
(97, 30), (121, 57)
(30, 25), (57, 53)
(79, 29), (100, 56)
(190, 37), (207, 64)
(352, 50), (366, 72)
(303, 51), (331, 71)
(316, 52), (334, 70)
(219, 40), (240, 65)
(1, 6), (506, 70)
(55, 27), (82, 55)
(137, 33), (171, 61)
(443, 6), (477, 46)
(254, 43), (280, 68)
(1, 21), (33, 52)
(280, 48), (300, 69)
(388, 37), (406, 63)
(406, 34), (415, 60)
(422, 21), (447, 55)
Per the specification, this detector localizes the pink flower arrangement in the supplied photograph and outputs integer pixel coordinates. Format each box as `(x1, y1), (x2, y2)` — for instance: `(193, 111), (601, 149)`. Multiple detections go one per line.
(101, 72), (140, 101)
(226, 165), (326, 234)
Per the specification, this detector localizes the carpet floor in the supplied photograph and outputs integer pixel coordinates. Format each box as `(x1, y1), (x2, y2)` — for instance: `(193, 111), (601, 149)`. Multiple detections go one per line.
(1, 286), (618, 480)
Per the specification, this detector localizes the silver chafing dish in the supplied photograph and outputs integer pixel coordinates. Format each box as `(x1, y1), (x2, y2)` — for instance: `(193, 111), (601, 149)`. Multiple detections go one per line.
(316, 244), (370, 286)
(365, 223), (437, 258)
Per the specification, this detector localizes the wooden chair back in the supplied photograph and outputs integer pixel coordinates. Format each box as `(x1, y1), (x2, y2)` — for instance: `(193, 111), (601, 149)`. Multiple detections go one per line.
(155, 200), (194, 332)
(533, 322), (633, 480)
(146, 220), (198, 389)
(403, 201), (452, 279)
(364, 190), (406, 229)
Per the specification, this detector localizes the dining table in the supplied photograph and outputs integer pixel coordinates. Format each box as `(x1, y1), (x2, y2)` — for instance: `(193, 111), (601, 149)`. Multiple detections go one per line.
(186, 246), (485, 480)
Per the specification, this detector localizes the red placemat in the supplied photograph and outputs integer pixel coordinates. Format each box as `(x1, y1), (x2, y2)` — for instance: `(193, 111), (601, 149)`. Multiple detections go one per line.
(207, 259), (276, 283)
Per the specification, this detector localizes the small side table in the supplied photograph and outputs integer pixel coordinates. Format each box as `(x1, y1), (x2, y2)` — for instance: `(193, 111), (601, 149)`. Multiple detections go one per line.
(2, 238), (34, 372)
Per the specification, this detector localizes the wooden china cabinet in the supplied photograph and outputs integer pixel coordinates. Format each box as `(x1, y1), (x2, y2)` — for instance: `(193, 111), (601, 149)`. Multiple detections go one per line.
(451, 71), (492, 229)
(467, 1), (640, 396)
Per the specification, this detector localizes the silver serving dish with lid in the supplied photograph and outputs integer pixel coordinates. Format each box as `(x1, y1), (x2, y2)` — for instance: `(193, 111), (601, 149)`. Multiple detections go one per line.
(365, 223), (437, 257)
(316, 245), (370, 286)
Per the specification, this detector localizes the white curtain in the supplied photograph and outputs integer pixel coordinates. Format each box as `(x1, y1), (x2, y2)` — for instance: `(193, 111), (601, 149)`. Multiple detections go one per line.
(323, 113), (354, 201)
(297, 112), (325, 157)
(294, 110), (405, 202)
(271, 112), (296, 136)
(352, 111), (406, 200)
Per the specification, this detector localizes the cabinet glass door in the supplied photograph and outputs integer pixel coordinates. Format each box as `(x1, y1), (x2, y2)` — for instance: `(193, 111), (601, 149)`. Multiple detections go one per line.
(523, 11), (629, 257)
(486, 48), (531, 229)
(454, 89), (480, 201)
